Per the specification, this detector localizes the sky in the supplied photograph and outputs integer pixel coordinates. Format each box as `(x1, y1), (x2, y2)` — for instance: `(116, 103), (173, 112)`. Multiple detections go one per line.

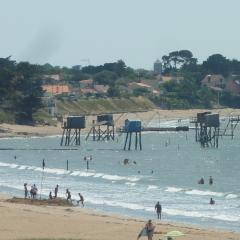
(0, 0), (240, 70)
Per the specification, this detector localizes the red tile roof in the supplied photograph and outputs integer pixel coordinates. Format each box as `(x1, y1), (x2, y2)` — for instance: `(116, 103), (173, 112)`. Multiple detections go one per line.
(42, 85), (70, 95)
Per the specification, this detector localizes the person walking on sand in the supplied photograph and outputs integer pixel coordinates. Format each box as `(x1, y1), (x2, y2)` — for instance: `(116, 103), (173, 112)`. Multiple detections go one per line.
(77, 193), (84, 207)
(66, 189), (71, 201)
(155, 201), (162, 219)
(24, 183), (28, 199)
(145, 219), (155, 240)
(49, 191), (53, 199)
(54, 184), (59, 198)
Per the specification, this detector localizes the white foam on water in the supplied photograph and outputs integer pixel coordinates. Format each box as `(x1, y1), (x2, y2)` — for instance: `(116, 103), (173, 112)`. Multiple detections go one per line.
(93, 173), (104, 178)
(0, 162), (13, 167)
(125, 182), (136, 186)
(164, 208), (240, 222)
(147, 185), (158, 190)
(70, 171), (81, 176)
(86, 197), (144, 210)
(185, 189), (224, 197)
(0, 161), (140, 184)
(211, 214), (240, 222)
(101, 174), (139, 182)
(165, 187), (184, 193)
(44, 168), (68, 175)
(0, 183), (24, 191)
(225, 193), (238, 199)
(18, 165), (28, 170)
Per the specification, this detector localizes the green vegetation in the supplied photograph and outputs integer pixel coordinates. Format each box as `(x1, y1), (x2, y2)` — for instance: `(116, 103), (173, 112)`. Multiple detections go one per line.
(153, 51), (240, 109)
(1, 52), (240, 125)
(0, 58), (43, 123)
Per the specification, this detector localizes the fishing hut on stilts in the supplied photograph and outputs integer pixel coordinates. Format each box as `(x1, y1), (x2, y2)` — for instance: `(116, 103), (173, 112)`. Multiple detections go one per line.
(221, 115), (240, 139)
(192, 112), (220, 148)
(86, 114), (115, 141)
(123, 119), (142, 150)
(60, 116), (86, 146)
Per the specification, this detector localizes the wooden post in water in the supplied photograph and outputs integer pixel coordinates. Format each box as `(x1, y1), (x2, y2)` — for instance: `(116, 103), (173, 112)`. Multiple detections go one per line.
(124, 133), (129, 150)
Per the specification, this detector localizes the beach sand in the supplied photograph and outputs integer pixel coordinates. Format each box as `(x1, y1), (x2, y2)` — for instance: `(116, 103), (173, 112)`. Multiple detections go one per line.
(0, 195), (239, 240)
(0, 108), (240, 239)
(1, 108), (240, 138)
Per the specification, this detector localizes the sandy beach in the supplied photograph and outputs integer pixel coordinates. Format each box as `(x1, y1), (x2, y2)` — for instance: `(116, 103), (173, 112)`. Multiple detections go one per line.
(1, 108), (240, 240)
(0, 194), (239, 240)
(1, 108), (240, 138)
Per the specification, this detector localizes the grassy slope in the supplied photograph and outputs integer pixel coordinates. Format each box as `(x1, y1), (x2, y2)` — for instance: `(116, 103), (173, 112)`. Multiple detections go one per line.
(56, 96), (155, 115)
(0, 97), (155, 124)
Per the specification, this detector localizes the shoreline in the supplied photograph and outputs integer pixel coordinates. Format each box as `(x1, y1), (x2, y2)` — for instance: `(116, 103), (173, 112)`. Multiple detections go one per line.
(1, 108), (240, 138)
(1, 108), (240, 239)
(0, 194), (240, 240)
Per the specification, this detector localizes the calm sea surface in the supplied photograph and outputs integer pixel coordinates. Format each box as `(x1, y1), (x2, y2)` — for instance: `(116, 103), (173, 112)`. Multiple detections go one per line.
(0, 119), (240, 231)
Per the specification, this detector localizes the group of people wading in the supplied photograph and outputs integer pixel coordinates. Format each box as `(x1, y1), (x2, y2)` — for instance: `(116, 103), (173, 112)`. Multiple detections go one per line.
(198, 176), (215, 204)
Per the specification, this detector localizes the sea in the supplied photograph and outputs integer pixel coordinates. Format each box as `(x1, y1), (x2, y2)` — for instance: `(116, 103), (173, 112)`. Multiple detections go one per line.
(0, 118), (240, 232)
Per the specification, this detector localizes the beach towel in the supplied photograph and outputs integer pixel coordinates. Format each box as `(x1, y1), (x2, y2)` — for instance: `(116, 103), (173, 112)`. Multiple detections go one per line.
(165, 230), (185, 237)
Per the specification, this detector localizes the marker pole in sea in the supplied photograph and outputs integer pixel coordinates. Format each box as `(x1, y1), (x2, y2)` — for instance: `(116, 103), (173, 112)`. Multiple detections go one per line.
(84, 155), (92, 171)
(40, 159), (45, 200)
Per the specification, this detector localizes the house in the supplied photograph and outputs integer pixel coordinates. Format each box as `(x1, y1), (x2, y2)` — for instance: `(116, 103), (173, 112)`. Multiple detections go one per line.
(225, 76), (240, 95)
(42, 85), (70, 95)
(79, 79), (94, 88)
(43, 74), (61, 81)
(201, 74), (225, 89)
(128, 82), (159, 95)
(158, 75), (184, 83)
(128, 82), (152, 90)
(80, 88), (97, 95)
(94, 85), (109, 94)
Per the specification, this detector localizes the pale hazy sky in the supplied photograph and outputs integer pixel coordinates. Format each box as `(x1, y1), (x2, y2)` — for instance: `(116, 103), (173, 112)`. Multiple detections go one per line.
(0, 0), (239, 69)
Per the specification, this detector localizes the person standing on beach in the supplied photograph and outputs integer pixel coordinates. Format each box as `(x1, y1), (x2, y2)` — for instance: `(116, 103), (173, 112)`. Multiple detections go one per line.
(145, 219), (155, 240)
(66, 189), (71, 201)
(77, 193), (84, 207)
(155, 201), (162, 219)
(24, 183), (28, 199)
(54, 184), (59, 198)
(49, 191), (53, 199)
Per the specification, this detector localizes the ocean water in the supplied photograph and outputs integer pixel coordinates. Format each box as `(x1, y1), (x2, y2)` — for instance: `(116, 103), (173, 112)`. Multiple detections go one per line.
(0, 119), (240, 232)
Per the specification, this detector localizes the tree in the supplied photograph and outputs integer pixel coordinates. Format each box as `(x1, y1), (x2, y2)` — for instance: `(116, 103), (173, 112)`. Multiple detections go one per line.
(94, 70), (117, 85)
(132, 88), (150, 97)
(14, 62), (43, 122)
(107, 86), (120, 97)
(202, 54), (230, 76)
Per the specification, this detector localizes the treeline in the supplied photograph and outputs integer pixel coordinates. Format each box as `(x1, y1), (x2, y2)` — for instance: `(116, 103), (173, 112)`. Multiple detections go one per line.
(39, 59), (137, 97)
(0, 57), (43, 123)
(1, 51), (240, 123)
(153, 51), (240, 109)
(162, 50), (240, 76)
(0, 57), (138, 123)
